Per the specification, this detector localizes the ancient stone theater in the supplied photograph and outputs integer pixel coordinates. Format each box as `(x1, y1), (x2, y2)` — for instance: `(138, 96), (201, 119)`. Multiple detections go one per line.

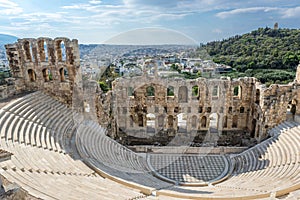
(0, 37), (299, 199)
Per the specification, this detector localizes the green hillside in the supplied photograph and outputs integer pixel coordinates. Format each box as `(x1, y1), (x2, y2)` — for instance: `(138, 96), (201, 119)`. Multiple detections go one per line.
(202, 27), (300, 84)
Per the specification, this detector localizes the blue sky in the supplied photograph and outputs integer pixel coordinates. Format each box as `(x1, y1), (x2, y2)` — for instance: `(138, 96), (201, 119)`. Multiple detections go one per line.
(0, 0), (300, 44)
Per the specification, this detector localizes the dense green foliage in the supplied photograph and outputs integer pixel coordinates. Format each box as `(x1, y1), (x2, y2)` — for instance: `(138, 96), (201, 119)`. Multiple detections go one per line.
(202, 27), (300, 83)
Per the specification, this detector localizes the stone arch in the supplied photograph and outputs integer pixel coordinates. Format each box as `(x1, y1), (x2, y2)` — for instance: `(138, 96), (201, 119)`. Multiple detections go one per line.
(291, 99), (297, 115)
(146, 85), (155, 97)
(240, 106), (245, 113)
(192, 85), (199, 97)
(38, 40), (48, 62)
(146, 113), (155, 132)
(158, 115), (164, 128)
(178, 86), (188, 103)
(56, 40), (66, 62)
(200, 116), (207, 128)
(191, 115), (197, 128)
(48, 69), (53, 81)
(27, 69), (36, 82)
(223, 115), (227, 128)
(59, 67), (68, 82)
(233, 85), (242, 98)
(167, 86), (174, 96)
(251, 119), (256, 138)
(232, 115), (238, 128)
(42, 68), (49, 82)
(177, 113), (187, 131)
(24, 41), (32, 62)
(129, 115), (134, 127)
(138, 114), (144, 127)
(128, 87), (134, 96)
(255, 89), (260, 104)
(167, 115), (174, 128)
(212, 85), (218, 97)
(209, 113), (218, 129)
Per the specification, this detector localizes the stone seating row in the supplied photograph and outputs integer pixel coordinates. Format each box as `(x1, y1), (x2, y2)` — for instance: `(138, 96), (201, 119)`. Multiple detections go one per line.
(0, 91), (78, 153)
(75, 120), (173, 189)
(0, 92), (144, 200)
(214, 122), (300, 196)
(0, 166), (142, 200)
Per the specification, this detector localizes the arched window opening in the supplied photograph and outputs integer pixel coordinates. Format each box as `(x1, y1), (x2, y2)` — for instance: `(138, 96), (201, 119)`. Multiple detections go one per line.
(60, 41), (66, 61)
(212, 85), (218, 97)
(192, 85), (199, 97)
(128, 87), (134, 96)
(223, 116), (227, 128)
(158, 115), (164, 128)
(168, 115), (174, 128)
(191, 115), (197, 129)
(27, 69), (36, 82)
(198, 106), (203, 113)
(232, 115), (238, 128)
(233, 86), (239, 96)
(291, 99), (297, 115)
(178, 86), (188, 103)
(42, 68), (49, 82)
(38, 40), (46, 62)
(129, 115), (134, 127)
(146, 86), (155, 97)
(56, 40), (66, 62)
(255, 89), (260, 104)
(209, 113), (218, 130)
(59, 68), (68, 82)
(30, 43), (35, 62)
(146, 113), (155, 127)
(201, 116), (207, 128)
(48, 69), (53, 81)
(240, 107), (245, 113)
(138, 114), (144, 127)
(177, 113), (187, 131)
(24, 41), (32, 62)
(167, 86), (174, 96)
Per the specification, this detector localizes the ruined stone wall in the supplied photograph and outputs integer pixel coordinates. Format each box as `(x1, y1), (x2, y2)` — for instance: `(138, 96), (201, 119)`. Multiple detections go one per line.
(5, 37), (81, 105)
(111, 64), (300, 143)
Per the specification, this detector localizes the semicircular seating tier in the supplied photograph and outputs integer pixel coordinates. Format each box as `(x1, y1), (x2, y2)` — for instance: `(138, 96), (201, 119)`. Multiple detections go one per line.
(0, 92), (146, 200)
(0, 91), (299, 199)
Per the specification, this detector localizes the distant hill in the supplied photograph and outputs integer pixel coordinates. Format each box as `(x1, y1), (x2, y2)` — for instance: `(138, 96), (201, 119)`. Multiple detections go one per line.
(0, 34), (18, 46)
(202, 27), (300, 71)
(0, 34), (18, 60)
(201, 27), (300, 84)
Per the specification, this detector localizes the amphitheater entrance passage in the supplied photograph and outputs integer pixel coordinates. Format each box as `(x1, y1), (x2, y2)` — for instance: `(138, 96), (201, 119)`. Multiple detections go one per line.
(177, 113), (187, 132)
(200, 116), (207, 128)
(146, 113), (155, 133)
(168, 115), (174, 129)
(209, 113), (218, 132)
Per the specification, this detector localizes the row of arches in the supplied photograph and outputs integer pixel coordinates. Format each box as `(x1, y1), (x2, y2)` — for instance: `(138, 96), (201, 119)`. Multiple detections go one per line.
(128, 84), (243, 103)
(23, 40), (66, 63)
(128, 113), (240, 130)
(27, 67), (68, 82)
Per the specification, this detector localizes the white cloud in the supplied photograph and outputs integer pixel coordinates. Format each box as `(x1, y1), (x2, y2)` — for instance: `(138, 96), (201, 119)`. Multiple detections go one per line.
(216, 7), (280, 18)
(281, 6), (300, 18)
(212, 29), (222, 34)
(89, 0), (102, 5)
(0, 0), (23, 15)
